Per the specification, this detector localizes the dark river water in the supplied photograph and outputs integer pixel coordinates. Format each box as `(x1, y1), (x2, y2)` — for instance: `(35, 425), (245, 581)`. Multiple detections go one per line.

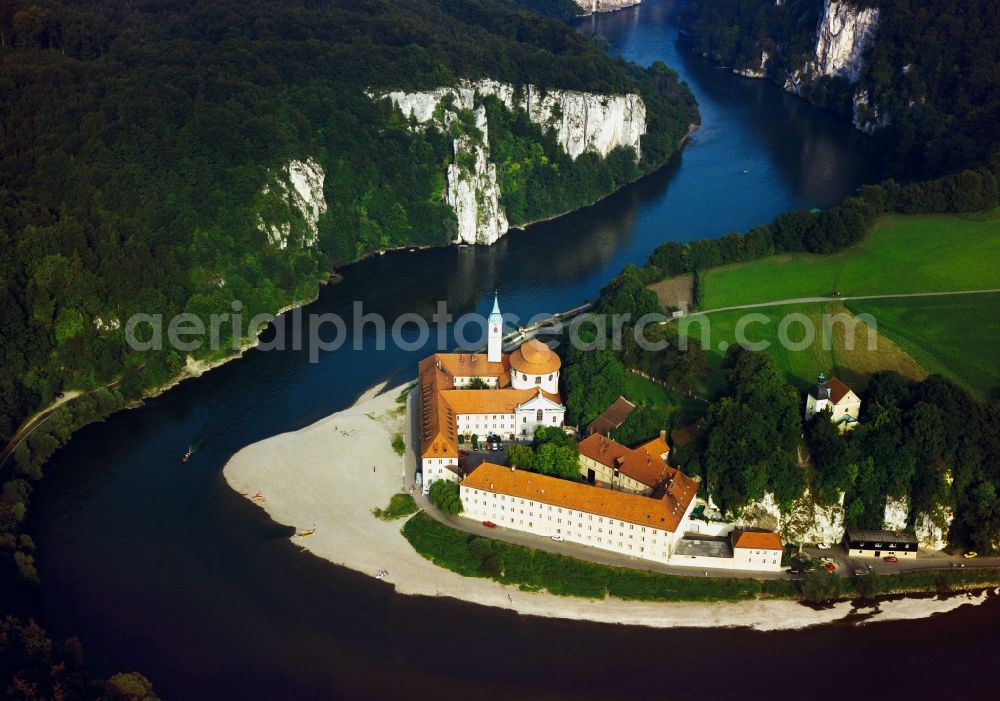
(32, 1), (1000, 699)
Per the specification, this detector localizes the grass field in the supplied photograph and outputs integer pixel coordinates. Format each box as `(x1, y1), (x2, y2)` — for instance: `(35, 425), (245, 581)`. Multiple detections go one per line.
(648, 273), (694, 310)
(846, 292), (1000, 398)
(372, 493), (418, 521)
(678, 302), (927, 392)
(622, 372), (678, 407)
(699, 210), (1000, 309)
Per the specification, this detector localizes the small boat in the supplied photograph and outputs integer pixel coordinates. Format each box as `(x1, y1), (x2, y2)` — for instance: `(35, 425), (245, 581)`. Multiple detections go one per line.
(296, 528), (316, 538)
(181, 451), (192, 463)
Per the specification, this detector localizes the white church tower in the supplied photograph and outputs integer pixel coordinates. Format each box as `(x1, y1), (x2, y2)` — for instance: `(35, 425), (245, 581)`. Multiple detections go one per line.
(487, 292), (503, 363)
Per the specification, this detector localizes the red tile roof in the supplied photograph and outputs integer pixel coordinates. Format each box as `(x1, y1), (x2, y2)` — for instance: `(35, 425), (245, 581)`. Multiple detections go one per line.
(462, 462), (697, 533)
(586, 396), (636, 436)
(509, 339), (561, 375)
(578, 433), (691, 491)
(731, 529), (783, 551)
(827, 376), (854, 405)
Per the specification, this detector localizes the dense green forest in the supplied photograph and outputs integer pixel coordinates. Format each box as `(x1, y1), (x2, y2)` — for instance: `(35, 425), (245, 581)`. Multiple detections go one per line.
(677, 0), (1000, 177)
(0, 0), (697, 448)
(560, 317), (1000, 551)
(0, 0), (699, 693)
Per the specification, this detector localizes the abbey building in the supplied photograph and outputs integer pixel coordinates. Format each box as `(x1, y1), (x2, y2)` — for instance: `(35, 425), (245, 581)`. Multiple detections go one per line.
(418, 295), (566, 490)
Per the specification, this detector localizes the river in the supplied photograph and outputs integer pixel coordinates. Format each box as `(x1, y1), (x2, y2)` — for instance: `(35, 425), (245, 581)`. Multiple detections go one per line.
(31, 1), (999, 699)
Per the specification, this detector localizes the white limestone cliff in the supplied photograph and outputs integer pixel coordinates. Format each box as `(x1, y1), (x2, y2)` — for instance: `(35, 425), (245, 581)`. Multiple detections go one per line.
(914, 507), (952, 551)
(782, 68), (804, 96)
(574, 0), (641, 16)
(734, 50), (769, 79)
(376, 78), (646, 245)
(444, 106), (509, 245)
(812, 0), (880, 82)
(735, 490), (845, 545)
(883, 494), (954, 550)
(852, 88), (890, 134)
(883, 495), (909, 531)
(258, 158), (327, 249)
(383, 78), (645, 160)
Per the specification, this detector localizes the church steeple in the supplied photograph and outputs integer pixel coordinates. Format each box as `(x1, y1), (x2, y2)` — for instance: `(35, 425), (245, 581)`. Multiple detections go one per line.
(487, 291), (503, 363)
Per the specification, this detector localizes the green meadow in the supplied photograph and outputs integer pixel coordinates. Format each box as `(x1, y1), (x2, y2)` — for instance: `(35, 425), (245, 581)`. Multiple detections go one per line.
(846, 293), (1000, 398)
(622, 371), (678, 408)
(699, 209), (1000, 310)
(677, 302), (927, 393)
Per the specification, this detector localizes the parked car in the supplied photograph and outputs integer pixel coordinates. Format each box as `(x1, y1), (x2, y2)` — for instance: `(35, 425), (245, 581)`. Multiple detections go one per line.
(551, 535), (564, 542)
(852, 567), (867, 576)
(482, 521), (497, 529)
(819, 557), (834, 564)
(55, 391), (65, 399)
(459, 449), (470, 456)
(816, 542), (830, 550)
(824, 562), (837, 572)
(492, 441), (501, 450)
(883, 555), (898, 563)
(786, 568), (801, 575)
(963, 551), (978, 559)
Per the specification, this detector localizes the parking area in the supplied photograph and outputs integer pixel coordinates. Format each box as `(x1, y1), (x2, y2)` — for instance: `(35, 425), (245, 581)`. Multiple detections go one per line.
(459, 443), (508, 475)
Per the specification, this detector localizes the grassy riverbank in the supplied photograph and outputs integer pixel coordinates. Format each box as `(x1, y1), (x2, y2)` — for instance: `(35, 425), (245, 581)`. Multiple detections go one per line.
(402, 512), (1000, 603)
(402, 513), (794, 601)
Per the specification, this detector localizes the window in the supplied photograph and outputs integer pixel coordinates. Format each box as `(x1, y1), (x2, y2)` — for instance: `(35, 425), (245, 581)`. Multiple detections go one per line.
(536, 409), (543, 421)
(535, 376), (541, 385)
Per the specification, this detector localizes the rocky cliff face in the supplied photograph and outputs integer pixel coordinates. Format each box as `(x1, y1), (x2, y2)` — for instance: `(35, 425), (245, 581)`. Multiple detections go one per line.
(444, 106), (509, 245)
(377, 78), (646, 245)
(734, 50), (769, 79)
(811, 0), (880, 82)
(734, 490), (845, 545)
(258, 158), (327, 249)
(852, 88), (890, 134)
(574, 0), (641, 16)
(882, 495), (909, 531)
(883, 495), (954, 551)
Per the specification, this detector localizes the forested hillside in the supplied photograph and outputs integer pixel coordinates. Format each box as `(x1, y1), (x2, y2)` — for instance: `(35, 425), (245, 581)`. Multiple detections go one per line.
(0, 0), (698, 444)
(677, 0), (1000, 178)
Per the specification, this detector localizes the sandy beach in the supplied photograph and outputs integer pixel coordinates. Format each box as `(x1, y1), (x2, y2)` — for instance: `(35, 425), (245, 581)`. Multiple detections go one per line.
(223, 382), (995, 631)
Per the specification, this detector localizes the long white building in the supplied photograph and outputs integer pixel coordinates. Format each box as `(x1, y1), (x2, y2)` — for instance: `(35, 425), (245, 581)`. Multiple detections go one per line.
(460, 462), (698, 564)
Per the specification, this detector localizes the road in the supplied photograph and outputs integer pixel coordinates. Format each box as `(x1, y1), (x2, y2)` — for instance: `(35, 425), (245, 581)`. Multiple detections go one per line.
(0, 390), (81, 469)
(799, 543), (1000, 577)
(686, 287), (1000, 317)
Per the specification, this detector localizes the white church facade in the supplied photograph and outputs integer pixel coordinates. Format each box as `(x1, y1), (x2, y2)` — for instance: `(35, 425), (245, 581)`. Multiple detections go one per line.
(417, 295), (567, 490)
(804, 373), (861, 432)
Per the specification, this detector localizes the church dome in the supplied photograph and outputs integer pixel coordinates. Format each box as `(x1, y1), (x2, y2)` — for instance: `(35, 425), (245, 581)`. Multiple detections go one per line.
(509, 339), (561, 375)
